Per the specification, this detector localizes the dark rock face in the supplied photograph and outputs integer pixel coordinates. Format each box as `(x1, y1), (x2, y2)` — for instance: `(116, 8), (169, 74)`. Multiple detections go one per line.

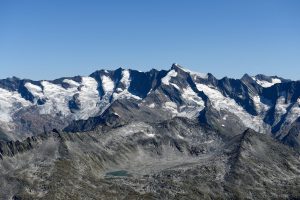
(0, 137), (36, 158)
(68, 93), (81, 113)
(282, 117), (300, 148)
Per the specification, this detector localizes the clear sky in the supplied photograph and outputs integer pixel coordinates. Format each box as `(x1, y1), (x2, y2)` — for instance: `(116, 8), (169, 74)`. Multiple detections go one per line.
(0, 0), (299, 80)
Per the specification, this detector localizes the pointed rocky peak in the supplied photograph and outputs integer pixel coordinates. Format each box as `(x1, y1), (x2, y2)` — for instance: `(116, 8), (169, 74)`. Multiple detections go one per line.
(241, 73), (263, 88)
(171, 63), (209, 81)
(168, 63), (190, 79)
(159, 64), (192, 90)
(171, 63), (185, 72)
(240, 73), (263, 95)
(241, 73), (255, 83)
(168, 64), (209, 90)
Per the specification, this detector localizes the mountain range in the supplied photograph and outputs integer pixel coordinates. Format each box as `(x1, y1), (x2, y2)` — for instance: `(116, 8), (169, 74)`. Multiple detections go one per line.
(0, 64), (300, 199)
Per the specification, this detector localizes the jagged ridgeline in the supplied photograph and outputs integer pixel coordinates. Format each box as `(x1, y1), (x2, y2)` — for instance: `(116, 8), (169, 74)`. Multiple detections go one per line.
(0, 64), (300, 199)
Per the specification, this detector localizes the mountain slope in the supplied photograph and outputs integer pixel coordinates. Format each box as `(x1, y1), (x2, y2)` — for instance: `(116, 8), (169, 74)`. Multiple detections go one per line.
(0, 64), (300, 199)
(0, 64), (299, 148)
(1, 123), (299, 199)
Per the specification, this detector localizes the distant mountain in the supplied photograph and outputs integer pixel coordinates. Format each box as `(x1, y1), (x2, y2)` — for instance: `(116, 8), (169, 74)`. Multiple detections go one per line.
(0, 63), (299, 147)
(0, 64), (300, 199)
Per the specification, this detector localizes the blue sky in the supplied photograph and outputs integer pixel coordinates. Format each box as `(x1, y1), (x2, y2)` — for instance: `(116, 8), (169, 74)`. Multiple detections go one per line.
(0, 0), (299, 80)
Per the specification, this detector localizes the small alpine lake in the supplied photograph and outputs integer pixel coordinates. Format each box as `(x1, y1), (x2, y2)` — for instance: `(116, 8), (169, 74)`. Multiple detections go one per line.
(105, 170), (131, 177)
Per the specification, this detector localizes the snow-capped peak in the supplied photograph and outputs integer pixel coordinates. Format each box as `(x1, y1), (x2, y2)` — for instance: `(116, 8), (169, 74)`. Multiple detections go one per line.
(0, 64), (299, 144)
(171, 63), (208, 79)
(251, 75), (282, 88)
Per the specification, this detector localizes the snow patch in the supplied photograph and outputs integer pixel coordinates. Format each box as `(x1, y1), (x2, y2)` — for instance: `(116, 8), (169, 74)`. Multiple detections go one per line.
(181, 86), (205, 107)
(204, 140), (214, 144)
(145, 133), (155, 138)
(285, 102), (300, 124)
(275, 96), (290, 117)
(252, 77), (282, 88)
(196, 83), (268, 133)
(63, 79), (80, 87)
(148, 103), (155, 108)
(74, 77), (101, 119)
(112, 122), (154, 137)
(0, 88), (31, 122)
(252, 95), (270, 114)
(39, 81), (77, 116)
(112, 69), (142, 101)
(36, 77), (101, 120)
(112, 112), (120, 117)
(116, 88), (123, 93)
(170, 83), (180, 90)
(162, 70), (177, 85)
(164, 101), (178, 113)
(177, 106), (203, 119)
(24, 82), (43, 98)
(177, 134), (184, 139)
(101, 75), (115, 93)
(120, 69), (130, 87)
